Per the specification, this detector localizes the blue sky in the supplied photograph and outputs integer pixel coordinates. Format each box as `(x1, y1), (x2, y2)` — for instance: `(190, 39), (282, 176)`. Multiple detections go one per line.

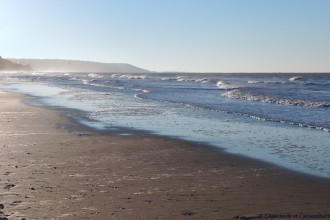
(0, 0), (329, 72)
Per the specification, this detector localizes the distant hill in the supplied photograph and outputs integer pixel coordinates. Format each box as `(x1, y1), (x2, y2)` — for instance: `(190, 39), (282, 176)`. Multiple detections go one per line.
(0, 56), (33, 71)
(9, 58), (149, 73)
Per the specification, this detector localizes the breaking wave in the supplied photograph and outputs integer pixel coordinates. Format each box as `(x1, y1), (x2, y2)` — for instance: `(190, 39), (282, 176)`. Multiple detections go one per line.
(162, 76), (209, 84)
(88, 73), (103, 78)
(289, 76), (304, 81)
(111, 74), (147, 80)
(216, 81), (241, 90)
(247, 80), (261, 84)
(247, 80), (284, 85)
(137, 90), (330, 133)
(222, 89), (330, 108)
(161, 76), (209, 84)
(195, 78), (209, 83)
(176, 76), (195, 82)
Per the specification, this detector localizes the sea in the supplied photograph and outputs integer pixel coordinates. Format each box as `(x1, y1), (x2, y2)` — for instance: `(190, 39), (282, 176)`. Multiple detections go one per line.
(1, 72), (330, 178)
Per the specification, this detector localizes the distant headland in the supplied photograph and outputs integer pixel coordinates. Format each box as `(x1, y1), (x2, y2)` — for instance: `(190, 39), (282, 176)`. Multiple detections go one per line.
(0, 56), (33, 71)
(9, 58), (149, 73)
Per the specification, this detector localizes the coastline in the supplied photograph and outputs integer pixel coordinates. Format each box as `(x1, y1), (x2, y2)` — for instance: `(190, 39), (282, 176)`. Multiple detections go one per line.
(0, 91), (329, 219)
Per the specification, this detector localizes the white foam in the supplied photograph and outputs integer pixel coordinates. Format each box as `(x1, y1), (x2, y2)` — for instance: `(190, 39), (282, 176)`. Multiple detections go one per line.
(176, 76), (189, 82)
(216, 81), (240, 90)
(30, 72), (47, 76)
(289, 76), (303, 81)
(222, 90), (330, 108)
(195, 78), (208, 83)
(88, 73), (103, 78)
(176, 76), (209, 83)
(161, 77), (177, 81)
(112, 74), (147, 80)
(247, 80), (283, 84)
(247, 80), (260, 84)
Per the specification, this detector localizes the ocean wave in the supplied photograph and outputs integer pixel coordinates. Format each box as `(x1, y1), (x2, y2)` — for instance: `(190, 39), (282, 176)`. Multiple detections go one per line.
(269, 81), (284, 84)
(111, 74), (147, 80)
(216, 81), (241, 90)
(80, 80), (150, 94)
(289, 76), (304, 81)
(75, 78), (100, 86)
(121, 75), (147, 80)
(173, 76), (209, 84)
(111, 74), (121, 78)
(222, 90), (330, 108)
(195, 78), (208, 83)
(137, 91), (330, 133)
(88, 73), (103, 78)
(247, 80), (283, 85)
(247, 80), (261, 84)
(176, 76), (191, 82)
(30, 72), (47, 76)
(161, 77), (176, 81)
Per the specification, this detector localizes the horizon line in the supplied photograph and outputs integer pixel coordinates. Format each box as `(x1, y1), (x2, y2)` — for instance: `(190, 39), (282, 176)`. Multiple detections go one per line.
(5, 57), (330, 74)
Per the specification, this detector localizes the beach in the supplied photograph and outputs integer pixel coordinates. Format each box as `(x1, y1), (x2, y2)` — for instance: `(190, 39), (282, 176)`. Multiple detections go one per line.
(0, 91), (329, 219)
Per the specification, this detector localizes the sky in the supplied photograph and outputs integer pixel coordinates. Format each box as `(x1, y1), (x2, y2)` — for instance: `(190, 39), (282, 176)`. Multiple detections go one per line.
(0, 0), (329, 72)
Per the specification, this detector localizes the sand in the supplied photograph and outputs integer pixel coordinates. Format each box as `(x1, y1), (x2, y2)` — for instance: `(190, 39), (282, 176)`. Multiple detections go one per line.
(0, 91), (329, 220)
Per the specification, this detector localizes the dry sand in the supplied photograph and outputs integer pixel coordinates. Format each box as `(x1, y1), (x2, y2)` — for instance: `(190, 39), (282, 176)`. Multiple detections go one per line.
(0, 91), (329, 220)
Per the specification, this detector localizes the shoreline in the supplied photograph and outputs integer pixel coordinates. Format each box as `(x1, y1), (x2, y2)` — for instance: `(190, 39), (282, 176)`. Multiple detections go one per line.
(0, 91), (329, 219)
(20, 90), (330, 181)
(2, 75), (330, 180)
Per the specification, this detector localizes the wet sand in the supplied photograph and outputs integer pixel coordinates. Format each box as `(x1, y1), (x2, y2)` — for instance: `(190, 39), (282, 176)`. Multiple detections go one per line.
(0, 91), (329, 219)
